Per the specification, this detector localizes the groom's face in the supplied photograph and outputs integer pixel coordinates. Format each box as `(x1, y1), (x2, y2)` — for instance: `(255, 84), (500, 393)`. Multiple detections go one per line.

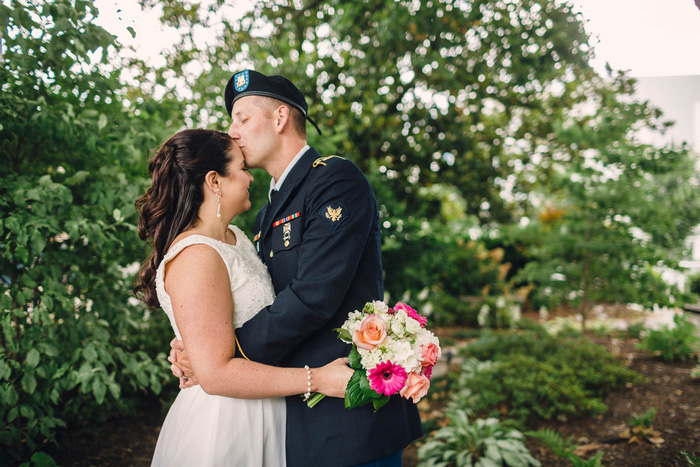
(227, 96), (278, 171)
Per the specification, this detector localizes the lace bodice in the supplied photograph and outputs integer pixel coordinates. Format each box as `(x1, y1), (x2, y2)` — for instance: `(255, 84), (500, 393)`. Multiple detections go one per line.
(155, 225), (276, 339)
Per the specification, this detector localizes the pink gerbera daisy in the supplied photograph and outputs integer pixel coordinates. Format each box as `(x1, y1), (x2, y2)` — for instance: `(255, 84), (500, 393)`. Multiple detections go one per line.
(394, 302), (427, 328)
(368, 361), (407, 396)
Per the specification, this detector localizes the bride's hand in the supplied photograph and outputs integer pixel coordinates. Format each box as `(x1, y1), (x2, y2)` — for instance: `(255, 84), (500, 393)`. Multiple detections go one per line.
(169, 338), (198, 388)
(314, 357), (353, 398)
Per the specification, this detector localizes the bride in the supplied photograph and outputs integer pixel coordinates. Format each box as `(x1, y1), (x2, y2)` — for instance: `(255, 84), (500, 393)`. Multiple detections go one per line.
(134, 129), (352, 466)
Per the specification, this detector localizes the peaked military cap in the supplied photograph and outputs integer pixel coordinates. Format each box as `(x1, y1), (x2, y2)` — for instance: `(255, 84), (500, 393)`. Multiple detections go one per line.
(225, 70), (322, 135)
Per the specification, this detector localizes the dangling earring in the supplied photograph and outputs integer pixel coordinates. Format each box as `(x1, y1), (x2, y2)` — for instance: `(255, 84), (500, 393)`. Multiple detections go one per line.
(216, 189), (222, 218)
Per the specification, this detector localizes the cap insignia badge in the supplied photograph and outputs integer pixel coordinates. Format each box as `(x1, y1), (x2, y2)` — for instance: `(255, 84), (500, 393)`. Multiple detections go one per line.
(234, 70), (249, 92)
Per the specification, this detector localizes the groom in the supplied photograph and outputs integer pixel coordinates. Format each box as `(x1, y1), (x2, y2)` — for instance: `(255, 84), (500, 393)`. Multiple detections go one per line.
(170, 70), (423, 466)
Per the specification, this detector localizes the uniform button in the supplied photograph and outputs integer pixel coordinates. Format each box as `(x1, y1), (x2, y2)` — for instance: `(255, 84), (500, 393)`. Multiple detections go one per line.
(269, 251), (274, 258)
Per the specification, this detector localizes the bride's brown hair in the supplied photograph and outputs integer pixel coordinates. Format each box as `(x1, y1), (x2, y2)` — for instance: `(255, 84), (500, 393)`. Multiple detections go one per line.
(134, 129), (234, 307)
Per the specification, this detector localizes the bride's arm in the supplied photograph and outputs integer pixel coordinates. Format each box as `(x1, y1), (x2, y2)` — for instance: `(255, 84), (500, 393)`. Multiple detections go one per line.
(165, 244), (351, 399)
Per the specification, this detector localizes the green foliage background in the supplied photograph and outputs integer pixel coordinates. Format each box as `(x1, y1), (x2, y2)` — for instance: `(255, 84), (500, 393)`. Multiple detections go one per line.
(1, 0), (699, 462)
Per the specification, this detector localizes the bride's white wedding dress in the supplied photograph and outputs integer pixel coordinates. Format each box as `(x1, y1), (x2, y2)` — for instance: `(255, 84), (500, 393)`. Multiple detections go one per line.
(151, 225), (286, 466)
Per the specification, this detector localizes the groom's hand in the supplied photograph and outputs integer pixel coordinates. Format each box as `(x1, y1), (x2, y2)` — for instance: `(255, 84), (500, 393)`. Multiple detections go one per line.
(168, 338), (197, 388)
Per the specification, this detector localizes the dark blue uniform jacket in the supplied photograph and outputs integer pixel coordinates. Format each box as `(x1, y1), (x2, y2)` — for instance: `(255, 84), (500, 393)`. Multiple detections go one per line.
(235, 147), (423, 466)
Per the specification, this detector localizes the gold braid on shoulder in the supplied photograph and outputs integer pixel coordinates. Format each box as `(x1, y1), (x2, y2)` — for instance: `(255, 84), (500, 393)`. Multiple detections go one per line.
(313, 155), (345, 167)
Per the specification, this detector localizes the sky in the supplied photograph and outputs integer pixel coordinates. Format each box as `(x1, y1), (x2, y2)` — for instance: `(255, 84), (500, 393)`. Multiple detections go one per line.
(571, 0), (700, 77)
(93, 0), (700, 78)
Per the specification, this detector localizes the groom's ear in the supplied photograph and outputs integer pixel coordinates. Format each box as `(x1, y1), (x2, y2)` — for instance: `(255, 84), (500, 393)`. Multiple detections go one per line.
(273, 104), (291, 133)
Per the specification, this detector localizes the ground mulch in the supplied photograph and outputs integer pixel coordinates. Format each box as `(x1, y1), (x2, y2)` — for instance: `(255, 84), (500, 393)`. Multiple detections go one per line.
(524, 336), (700, 466)
(47, 333), (699, 466)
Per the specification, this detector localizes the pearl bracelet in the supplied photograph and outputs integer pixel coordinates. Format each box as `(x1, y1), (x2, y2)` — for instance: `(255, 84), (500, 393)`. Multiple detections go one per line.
(303, 365), (312, 401)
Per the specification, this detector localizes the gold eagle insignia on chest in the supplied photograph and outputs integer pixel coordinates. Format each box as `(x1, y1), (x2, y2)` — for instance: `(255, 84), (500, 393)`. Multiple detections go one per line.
(325, 206), (343, 222)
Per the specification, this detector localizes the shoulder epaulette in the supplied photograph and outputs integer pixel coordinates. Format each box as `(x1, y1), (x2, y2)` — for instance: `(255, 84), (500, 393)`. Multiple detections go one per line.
(313, 155), (345, 167)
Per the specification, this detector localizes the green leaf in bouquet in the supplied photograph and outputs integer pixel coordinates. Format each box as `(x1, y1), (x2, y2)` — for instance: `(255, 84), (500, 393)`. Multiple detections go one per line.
(372, 395), (391, 412)
(347, 344), (363, 370)
(345, 370), (374, 409)
(334, 327), (353, 343)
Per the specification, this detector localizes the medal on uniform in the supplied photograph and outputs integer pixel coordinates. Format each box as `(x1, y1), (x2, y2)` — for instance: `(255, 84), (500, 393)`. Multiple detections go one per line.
(283, 223), (291, 247)
(253, 231), (261, 252)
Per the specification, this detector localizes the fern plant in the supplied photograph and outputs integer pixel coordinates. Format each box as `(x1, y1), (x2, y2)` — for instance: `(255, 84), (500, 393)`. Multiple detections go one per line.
(526, 429), (603, 467)
(629, 408), (657, 428)
(418, 409), (540, 467)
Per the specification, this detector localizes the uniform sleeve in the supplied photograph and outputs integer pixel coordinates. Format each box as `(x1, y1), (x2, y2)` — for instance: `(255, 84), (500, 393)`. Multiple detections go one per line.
(235, 162), (378, 365)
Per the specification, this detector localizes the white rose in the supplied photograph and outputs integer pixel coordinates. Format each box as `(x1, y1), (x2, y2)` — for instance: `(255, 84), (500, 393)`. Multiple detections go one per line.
(390, 317), (406, 338)
(405, 316), (422, 334)
(414, 329), (432, 346)
(370, 300), (389, 314)
(395, 309), (408, 324)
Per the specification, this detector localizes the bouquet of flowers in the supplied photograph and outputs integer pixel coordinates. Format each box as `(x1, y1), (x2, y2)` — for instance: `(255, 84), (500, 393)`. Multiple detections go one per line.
(307, 300), (441, 411)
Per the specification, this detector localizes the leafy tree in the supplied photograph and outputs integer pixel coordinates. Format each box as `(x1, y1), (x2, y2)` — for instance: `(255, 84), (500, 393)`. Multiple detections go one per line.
(131, 0), (699, 324)
(507, 71), (700, 325)
(0, 0), (173, 461)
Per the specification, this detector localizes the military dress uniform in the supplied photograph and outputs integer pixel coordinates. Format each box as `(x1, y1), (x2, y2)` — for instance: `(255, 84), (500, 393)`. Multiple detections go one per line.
(227, 71), (423, 467)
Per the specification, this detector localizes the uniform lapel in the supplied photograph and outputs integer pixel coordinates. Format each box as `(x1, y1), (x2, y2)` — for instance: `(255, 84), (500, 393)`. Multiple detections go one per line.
(260, 147), (320, 243)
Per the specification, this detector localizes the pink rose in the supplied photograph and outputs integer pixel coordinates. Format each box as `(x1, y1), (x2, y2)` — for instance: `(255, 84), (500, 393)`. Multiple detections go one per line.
(352, 314), (387, 351)
(420, 343), (440, 367)
(399, 372), (430, 403)
(422, 364), (433, 380)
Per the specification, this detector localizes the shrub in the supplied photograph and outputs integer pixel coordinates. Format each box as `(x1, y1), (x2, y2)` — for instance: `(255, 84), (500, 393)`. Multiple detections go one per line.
(692, 364), (700, 379)
(0, 1), (175, 462)
(454, 328), (643, 421)
(625, 321), (646, 339)
(636, 314), (700, 362)
(418, 409), (540, 467)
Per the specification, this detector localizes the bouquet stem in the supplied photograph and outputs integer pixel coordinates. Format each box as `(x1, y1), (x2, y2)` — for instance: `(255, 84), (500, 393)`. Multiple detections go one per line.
(306, 392), (326, 408)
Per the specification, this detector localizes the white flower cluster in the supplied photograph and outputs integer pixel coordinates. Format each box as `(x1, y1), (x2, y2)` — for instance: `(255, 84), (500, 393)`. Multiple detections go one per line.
(340, 301), (441, 376)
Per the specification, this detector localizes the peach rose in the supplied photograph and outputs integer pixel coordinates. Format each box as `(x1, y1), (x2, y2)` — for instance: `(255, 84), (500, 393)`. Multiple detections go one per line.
(420, 343), (440, 367)
(352, 314), (387, 351)
(399, 372), (430, 403)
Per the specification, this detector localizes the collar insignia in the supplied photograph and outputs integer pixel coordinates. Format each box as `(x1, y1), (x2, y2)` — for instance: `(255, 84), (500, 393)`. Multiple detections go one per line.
(313, 155), (345, 167)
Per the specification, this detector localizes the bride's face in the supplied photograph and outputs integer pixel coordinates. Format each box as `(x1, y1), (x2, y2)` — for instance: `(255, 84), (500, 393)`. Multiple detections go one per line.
(220, 143), (254, 218)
